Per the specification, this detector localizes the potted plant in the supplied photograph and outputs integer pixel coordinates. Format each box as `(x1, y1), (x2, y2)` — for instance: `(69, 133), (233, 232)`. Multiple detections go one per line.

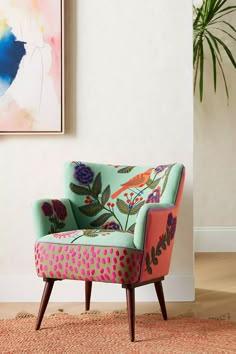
(193, 0), (236, 102)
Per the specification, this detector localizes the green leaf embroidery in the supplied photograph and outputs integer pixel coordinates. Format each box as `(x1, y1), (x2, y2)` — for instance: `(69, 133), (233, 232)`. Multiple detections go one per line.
(83, 229), (103, 237)
(146, 177), (161, 189)
(151, 246), (158, 265)
(146, 253), (152, 275)
(90, 213), (112, 227)
(116, 198), (130, 215)
(57, 222), (65, 229)
(79, 202), (103, 217)
(70, 182), (91, 196)
(161, 243), (167, 250)
(127, 223), (136, 233)
(50, 225), (55, 234)
(161, 165), (174, 196)
(166, 228), (171, 245)
(156, 246), (162, 256)
(49, 215), (57, 223)
(145, 213), (177, 273)
(129, 201), (145, 215)
(92, 173), (102, 197)
(117, 166), (135, 173)
(101, 185), (111, 206)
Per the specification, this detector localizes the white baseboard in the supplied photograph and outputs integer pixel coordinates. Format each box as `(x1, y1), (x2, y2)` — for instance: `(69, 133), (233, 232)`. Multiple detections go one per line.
(194, 227), (236, 252)
(0, 274), (194, 302)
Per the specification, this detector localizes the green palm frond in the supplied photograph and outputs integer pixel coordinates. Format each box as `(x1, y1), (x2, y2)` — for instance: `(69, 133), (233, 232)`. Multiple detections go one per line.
(193, 0), (236, 102)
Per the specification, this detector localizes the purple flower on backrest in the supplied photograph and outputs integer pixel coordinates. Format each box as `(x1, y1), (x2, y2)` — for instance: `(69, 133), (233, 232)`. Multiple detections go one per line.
(74, 164), (94, 185)
(167, 213), (173, 226)
(41, 202), (53, 217)
(155, 165), (168, 173)
(146, 193), (156, 203)
(102, 221), (120, 230)
(146, 187), (161, 203)
(52, 200), (67, 221)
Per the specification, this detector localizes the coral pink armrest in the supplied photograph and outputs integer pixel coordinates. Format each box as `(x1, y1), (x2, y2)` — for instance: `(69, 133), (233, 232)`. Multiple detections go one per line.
(136, 204), (178, 282)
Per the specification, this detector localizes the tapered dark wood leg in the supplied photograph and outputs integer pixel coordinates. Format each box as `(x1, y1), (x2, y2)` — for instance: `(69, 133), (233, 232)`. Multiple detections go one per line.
(85, 281), (92, 311)
(126, 286), (135, 342)
(154, 281), (167, 320)
(35, 278), (55, 330)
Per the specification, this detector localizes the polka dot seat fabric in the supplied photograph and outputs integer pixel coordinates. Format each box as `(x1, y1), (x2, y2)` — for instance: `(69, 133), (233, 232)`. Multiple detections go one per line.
(33, 161), (185, 341)
(35, 232), (143, 284)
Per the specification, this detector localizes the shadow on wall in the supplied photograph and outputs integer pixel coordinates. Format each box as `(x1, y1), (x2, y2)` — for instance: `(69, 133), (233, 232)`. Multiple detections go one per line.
(64, 0), (78, 136)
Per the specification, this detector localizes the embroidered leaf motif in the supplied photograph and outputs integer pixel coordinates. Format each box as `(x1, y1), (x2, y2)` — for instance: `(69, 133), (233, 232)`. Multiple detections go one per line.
(117, 166), (135, 174)
(57, 222), (65, 229)
(92, 173), (102, 197)
(166, 228), (171, 245)
(101, 185), (111, 206)
(145, 213), (177, 274)
(146, 253), (152, 274)
(79, 202), (103, 217)
(50, 225), (55, 234)
(70, 182), (91, 196)
(151, 246), (158, 265)
(127, 223), (136, 233)
(83, 229), (103, 237)
(161, 243), (167, 250)
(49, 215), (57, 223)
(90, 213), (112, 227)
(129, 201), (145, 215)
(156, 246), (162, 256)
(146, 177), (161, 189)
(116, 198), (130, 214)
(161, 165), (174, 196)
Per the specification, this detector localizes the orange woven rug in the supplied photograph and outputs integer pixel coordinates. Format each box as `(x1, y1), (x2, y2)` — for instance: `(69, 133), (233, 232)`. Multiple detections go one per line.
(1, 311), (236, 353)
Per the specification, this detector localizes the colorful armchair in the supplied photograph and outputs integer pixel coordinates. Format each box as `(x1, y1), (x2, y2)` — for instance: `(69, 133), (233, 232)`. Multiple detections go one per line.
(33, 161), (185, 341)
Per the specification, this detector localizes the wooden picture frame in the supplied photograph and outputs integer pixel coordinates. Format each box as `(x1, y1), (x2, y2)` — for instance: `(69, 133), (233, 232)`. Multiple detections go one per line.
(0, 0), (64, 134)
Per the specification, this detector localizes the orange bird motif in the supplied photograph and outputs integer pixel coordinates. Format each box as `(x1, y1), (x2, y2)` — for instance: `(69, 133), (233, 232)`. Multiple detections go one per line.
(111, 168), (153, 199)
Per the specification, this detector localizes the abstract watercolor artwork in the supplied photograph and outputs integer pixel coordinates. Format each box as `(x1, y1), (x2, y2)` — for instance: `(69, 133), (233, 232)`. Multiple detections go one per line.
(0, 0), (63, 134)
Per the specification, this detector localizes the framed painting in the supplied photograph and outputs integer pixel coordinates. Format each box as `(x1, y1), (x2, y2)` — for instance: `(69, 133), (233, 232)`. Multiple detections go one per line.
(0, 0), (64, 134)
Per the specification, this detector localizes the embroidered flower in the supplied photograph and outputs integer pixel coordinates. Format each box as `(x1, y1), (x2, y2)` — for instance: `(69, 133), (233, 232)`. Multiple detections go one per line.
(167, 212), (174, 226)
(41, 202), (53, 217)
(146, 187), (161, 203)
(167, 213), (177, 239)
(102, 221), (120, 230)
(53, 230), (78, 239)
(155, 165), (168, 173)
(74, 164), (94, 186)
(52, 200), (67, 221)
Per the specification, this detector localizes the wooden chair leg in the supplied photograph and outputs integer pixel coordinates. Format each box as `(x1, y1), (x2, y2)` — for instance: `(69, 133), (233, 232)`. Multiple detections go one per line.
(35, 278), (55, 330)
(85, 281), (92, 311)
(154, 281), (167, 320)
(126, 286), (135, 342)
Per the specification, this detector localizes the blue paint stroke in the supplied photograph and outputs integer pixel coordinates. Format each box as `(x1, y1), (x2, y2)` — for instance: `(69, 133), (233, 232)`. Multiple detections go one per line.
(0, 25), (26, 96)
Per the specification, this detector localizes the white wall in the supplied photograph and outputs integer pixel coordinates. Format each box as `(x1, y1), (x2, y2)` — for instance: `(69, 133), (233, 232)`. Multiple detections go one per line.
(0, 0), (193, 302)
(194, 8), (236, 251)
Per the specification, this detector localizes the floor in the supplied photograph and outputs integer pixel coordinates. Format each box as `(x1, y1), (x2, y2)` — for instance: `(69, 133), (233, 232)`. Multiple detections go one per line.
(0, 253), (235, 321)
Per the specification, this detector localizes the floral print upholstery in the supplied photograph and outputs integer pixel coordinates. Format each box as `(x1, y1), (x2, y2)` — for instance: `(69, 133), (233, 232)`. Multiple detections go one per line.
(33, 161), (185, 284)
(65, 162), (181, 232)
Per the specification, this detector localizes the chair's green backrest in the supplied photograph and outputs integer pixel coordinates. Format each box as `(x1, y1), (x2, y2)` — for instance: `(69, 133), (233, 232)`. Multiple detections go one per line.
(64, 161), (184, 232)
